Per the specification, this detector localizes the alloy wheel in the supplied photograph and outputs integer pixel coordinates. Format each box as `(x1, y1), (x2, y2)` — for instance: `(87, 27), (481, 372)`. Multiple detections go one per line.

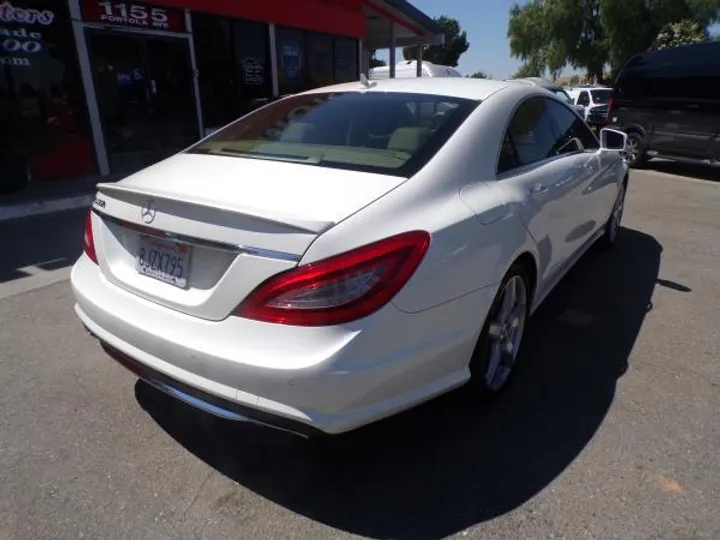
(608, 184), (626, 242)
(484, 275), (528, 391)
(624, 136), (640, 165)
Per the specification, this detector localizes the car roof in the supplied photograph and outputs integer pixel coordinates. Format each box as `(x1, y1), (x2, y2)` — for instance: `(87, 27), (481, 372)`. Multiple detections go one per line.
(570, 86), (611, 91)
(300, 77), (516, 102)
(504, 77), (563, 90)
(629, 40), (720, 66)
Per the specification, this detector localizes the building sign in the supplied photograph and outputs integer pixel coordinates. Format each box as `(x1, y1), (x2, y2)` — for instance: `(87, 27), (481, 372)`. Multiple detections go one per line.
(240, 57), (264, 86)
(0, 1), (56, 67)
(0, 1), (53, 24)
(281, 42), (302, 83)
(81, 1), (186, 32)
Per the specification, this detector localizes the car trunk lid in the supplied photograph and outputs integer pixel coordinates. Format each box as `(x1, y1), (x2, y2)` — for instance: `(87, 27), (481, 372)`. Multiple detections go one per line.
(90, 153), (406, 320)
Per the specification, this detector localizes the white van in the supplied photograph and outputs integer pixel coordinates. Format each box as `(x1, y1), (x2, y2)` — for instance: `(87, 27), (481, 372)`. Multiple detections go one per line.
(369, 60), (463, 80)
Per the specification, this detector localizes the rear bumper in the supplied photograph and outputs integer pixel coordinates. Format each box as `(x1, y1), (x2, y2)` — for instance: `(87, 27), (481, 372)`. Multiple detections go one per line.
(72, 255), (492, 435)
(96, 339), (324, 437)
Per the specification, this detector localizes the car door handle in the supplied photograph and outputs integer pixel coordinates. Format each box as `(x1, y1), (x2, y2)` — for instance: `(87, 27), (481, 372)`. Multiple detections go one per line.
(579, 162), (596, 174)
(530, 183), (549, 195)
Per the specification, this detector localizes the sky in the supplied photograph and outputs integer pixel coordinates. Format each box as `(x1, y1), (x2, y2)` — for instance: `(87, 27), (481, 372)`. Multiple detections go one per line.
(375, 0), (526, 79)
(375, 0), (720, 79)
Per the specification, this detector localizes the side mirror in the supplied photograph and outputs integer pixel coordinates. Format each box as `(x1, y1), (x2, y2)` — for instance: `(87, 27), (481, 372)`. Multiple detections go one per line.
(600, 128), (627, 151)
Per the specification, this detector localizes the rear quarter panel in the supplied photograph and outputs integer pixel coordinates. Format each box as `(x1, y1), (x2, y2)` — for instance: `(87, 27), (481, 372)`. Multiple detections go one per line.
(300, 86), (541, 314)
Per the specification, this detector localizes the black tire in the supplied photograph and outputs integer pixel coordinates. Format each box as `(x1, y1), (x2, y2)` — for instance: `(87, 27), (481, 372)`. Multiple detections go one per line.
(624, 131), (647, 168)
(599, 180), (627, 250)
(467, 263), (531, 398)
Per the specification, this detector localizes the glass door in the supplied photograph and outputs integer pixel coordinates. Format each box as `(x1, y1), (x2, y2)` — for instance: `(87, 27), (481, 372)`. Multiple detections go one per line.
(144, 38), (199, 155)
(86, 31), (198, 173)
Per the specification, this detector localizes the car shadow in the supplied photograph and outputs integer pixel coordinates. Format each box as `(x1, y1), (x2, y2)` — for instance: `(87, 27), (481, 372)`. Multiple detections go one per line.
(136, 227), (663, 540)
(645, 160), (720, 183)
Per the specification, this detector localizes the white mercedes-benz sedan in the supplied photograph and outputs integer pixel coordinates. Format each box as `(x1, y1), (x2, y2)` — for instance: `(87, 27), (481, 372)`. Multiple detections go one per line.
(72, 77), (629, 437)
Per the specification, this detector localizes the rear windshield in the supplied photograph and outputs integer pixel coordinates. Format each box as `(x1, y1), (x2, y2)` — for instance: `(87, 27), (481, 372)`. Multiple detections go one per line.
(187, 91), (478, 177)
(590, 89), (612, 103)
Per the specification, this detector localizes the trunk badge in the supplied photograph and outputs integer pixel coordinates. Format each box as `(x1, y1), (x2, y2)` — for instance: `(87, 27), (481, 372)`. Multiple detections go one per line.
(140, 200), (157, 224)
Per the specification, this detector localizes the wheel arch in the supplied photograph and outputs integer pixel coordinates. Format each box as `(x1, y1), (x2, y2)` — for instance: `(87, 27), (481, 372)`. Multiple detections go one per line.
(511, 251), (538, 309)
(623, 124), (647, 138)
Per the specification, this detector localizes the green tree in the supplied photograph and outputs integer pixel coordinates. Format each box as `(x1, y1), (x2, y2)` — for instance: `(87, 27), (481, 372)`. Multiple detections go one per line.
(508, 0), (608, 82)
(649, 19), (709, 50)
(511, 60), (544, 79)
(369, 50), (386, 68)
(507, 0), (720, 83)
(402, 16), (470, 67)
(468, 70), (490, 78)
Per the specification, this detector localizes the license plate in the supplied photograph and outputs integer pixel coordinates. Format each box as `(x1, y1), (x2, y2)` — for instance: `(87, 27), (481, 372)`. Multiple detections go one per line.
(135, 235), (191, 288)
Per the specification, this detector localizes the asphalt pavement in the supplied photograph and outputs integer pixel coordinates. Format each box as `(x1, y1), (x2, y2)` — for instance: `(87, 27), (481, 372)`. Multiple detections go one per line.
(0, 166), (718, 540)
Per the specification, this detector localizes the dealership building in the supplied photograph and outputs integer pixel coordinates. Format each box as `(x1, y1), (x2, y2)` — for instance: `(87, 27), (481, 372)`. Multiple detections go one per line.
(0, 0), (443, 188)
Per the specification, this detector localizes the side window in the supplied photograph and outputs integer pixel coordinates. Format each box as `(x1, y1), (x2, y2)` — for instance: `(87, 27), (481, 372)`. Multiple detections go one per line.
(508, 98), (559, 165)
(498, 97), (559, 173)
(578, 91), (590, 106)
(617, 69), (645, 100)
(498, 133), (520, 174)
(545, 98), (599, 153)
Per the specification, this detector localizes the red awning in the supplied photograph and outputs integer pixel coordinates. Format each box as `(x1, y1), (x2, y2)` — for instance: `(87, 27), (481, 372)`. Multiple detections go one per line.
(158, 0), (367, 38)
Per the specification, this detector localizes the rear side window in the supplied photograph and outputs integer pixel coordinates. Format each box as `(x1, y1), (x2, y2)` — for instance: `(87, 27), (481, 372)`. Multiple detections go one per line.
(545, 99), (599, 152)
(590, 89), (612, 104)
(616, 69), (645, 100)
(617, 49), (720, 102)
(648, 64), (720, 101)
(498, 97), (558, 172)
(188, 92), (478, 177)
(498, 97), (598, 174)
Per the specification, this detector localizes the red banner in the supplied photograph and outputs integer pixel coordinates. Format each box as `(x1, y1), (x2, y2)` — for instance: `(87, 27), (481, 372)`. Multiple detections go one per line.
(81, 1), (186, 32)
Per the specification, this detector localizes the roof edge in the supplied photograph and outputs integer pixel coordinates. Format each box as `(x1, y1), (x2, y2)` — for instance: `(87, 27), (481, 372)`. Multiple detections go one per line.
(375, 0), (445, 44)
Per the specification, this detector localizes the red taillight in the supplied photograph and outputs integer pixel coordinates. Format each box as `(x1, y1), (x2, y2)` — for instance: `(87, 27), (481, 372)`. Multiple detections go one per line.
(83, 210), (98, 264)
(234, 231), (431, 326)
(607, 97), (614, 114)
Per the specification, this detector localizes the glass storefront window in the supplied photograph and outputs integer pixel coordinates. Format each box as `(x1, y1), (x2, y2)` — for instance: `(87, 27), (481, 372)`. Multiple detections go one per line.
(192, 13), (236, 131)
(306, 32), (334, 88)
(0, 0), (94, 191)
(334, 36), (358, 83)
(192, 15), (358, 131)
(275, 27), (306, 95)
(86, 31), (199, 173)
(232, 20), (271, 116)
(277, 27), (358, 92)
(192, 13), (272, 131)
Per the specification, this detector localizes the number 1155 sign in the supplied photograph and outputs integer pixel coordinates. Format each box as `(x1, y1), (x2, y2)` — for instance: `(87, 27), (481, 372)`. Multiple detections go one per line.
(81, 1), (186, 32)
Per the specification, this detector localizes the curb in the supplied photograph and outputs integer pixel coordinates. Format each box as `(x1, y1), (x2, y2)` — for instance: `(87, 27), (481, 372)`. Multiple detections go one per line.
(631, 169), (720, 186)
(0, 194), (94, 222)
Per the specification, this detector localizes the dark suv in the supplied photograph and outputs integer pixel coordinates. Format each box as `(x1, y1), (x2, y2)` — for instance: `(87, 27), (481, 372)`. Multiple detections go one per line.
(608, 41), (720, 168)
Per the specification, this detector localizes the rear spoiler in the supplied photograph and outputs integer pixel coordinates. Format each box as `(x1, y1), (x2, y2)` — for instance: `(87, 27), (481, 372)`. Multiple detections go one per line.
(96, 182), (335, 235)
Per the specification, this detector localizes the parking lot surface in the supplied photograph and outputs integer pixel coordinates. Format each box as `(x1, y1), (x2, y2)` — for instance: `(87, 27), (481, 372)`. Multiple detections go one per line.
(0, 166), (718, 540)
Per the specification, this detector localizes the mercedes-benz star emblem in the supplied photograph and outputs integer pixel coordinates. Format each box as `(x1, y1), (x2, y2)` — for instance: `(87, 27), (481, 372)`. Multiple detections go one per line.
(140, 200), (157, 224)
